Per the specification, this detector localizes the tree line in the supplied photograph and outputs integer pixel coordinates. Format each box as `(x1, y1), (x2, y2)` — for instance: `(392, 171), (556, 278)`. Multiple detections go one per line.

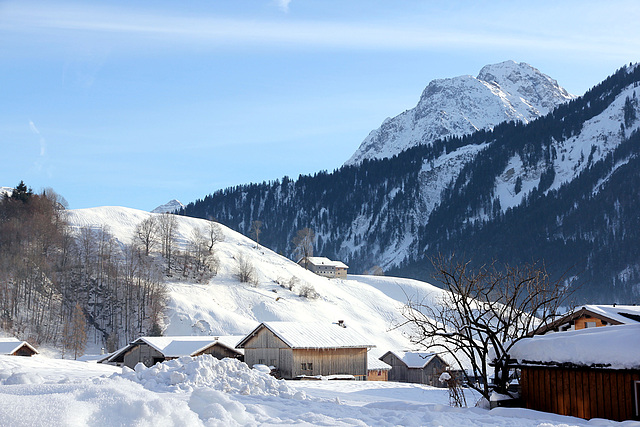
(0, 183), (222, 357)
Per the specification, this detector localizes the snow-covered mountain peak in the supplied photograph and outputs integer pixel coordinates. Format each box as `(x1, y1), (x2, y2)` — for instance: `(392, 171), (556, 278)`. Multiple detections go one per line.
(346, 61), (575, 165)
(151, 199), (184, 214)
(477, 60), (573, 114)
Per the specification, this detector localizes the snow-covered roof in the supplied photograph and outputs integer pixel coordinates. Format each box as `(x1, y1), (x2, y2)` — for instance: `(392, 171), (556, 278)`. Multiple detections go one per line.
(509, 324), (640, 370)
(534, 304), (640, 335)
(0, 338), (37, 355)
(238, 322), (374, 349)
(382, 351), (437, 368)
(368, 356), (391, 371)
(580, 304), (640, 324)
(305, 257), (349, 269)
(104, 335), (243, 362)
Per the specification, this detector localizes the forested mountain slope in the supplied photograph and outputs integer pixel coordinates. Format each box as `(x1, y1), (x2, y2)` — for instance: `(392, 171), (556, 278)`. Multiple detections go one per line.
(181, 64), (640, 302)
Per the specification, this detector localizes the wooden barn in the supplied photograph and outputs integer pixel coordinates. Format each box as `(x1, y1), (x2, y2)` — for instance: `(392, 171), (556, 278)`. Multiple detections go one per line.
(367, 355), (391, 381)
(0, 338), (38, 357)
(508, 324), (640, 421)
(533, 304), (640, 335)
(379, 351), (449, 387)
(237, 322), (375, 380)
(101, 335), (244, 369)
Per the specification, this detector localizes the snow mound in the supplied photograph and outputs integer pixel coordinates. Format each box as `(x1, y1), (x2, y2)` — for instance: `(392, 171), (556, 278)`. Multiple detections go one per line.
(117, 355), (305, 399)
(3, 371), (45, 385)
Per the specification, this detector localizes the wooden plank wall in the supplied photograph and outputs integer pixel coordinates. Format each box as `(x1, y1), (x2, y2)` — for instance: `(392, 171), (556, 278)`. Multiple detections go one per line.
(292, 348), (367, 378)
(521, 366), (640, 421)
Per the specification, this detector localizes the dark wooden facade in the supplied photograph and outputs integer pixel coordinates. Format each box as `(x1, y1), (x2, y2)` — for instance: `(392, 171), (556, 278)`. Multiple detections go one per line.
(0, 340), (38, 357)
(520, 365), (640, 421)
(12, 343), (38, 357)
(380, 352), (448, 387)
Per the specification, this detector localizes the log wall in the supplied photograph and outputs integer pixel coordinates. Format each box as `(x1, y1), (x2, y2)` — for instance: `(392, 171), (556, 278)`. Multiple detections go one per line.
(520, 366), (640, 421)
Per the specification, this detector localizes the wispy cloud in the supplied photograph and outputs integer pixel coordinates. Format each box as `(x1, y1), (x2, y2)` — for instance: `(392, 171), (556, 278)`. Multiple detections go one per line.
(275, 0), (292, 13)
(29, 120), (46, 157)
(2, 2), (639, 59)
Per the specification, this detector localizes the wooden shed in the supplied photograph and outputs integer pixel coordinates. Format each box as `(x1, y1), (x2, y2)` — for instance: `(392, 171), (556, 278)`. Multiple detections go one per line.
(0, 338), (38, 357)
(379, 351), (449, 387)
(237, 322), (375, 380)
(101, 335), (244, 368)
(508, 324), (640, 421)
(367, 355), (391, 381)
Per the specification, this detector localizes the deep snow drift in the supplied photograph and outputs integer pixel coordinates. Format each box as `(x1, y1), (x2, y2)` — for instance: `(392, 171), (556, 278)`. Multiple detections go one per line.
(2, 354), (634, 426)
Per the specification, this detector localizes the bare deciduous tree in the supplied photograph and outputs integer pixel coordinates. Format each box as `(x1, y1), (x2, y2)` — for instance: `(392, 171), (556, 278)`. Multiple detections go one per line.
(366, 265), (385, 276)
(206, 220), (224, 252)
(63, 303), (87, 360)
(250, 220), (262, 248)
(235, 254), (256, 285)
(292, 227), (315, 269)
(401, 255), (571, 402)
(298, 284), (319, 299)
(134, 216), (159, 256)
(157, 213), (178, 274)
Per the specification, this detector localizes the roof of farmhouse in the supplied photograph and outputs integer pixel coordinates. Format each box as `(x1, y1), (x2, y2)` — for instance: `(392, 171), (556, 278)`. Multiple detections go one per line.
(508, 323), (640, 369)
(105, 335), (244, 362)
(383, 351), (438, 368)
(238, 322), (374, 349)
(0, 337), (37, 355)
(306, 257), (349, 269)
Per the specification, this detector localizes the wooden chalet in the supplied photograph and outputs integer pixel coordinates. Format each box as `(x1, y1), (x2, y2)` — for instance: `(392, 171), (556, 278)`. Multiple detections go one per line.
(101, 335), (244, 369)
(533, 304), (640, 335)
(367, 355), (391, 381)
(299, 257), (349, 279)
(237, 322), (375, 380)
(508, 324), (640, 421)
(379, 351), (449, 387)
(0, 338), (38, 357)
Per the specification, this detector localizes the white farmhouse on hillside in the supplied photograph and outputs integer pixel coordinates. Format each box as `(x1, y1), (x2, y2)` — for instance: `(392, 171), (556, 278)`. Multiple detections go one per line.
(298, 256), (348, 278)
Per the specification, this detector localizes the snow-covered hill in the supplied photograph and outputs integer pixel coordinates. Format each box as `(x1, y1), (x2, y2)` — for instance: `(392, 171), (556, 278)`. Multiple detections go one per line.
(65, 206), (444, 358)
(346, 60), (575, 165)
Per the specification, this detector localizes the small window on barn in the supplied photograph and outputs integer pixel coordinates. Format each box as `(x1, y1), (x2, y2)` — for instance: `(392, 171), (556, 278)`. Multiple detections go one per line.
(301, 363), (307, 370)
(585, 321), (597, 328)
(307, 363), (313, 370)
(377, 370), (382, 376)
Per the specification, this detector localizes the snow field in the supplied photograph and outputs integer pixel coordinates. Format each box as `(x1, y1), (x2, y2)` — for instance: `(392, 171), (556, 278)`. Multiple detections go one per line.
(0, 355), (635, 426)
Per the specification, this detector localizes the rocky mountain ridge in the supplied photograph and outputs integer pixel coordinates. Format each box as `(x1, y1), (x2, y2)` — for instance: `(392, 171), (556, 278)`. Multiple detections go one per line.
(346, 60), (575, 165)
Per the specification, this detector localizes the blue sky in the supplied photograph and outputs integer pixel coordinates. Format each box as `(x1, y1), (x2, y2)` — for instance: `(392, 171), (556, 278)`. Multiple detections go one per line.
(1, 0), (639, 211)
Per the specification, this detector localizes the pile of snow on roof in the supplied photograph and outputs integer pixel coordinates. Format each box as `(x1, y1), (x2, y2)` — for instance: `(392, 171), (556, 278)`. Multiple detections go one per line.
(386, 351), (437, 368)
(508, 324), (640, 370)
(240, 322), (374, 349)
(117, 354), (306, 399)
